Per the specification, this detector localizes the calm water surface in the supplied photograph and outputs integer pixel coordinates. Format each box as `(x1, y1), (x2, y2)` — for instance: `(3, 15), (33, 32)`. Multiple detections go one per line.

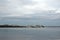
(0, 27), (60, 40)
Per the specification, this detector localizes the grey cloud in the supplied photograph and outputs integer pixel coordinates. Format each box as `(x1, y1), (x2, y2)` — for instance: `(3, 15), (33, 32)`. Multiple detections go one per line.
(0, 0), (8, 7)
(0, 0), (60, 21)
(20, 0), (33, 5)
(0, 0), (60, 26)
(46, 0), (60, 8)
(29, 10), (60, 20)
(0, 0), (8, 4)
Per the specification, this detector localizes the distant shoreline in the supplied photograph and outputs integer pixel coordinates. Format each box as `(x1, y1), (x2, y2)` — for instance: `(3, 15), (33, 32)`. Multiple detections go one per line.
(0, 24), (45, 28)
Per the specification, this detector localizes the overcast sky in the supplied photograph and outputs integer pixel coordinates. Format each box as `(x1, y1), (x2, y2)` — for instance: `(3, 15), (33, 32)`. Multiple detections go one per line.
(0, 0), (60, 26)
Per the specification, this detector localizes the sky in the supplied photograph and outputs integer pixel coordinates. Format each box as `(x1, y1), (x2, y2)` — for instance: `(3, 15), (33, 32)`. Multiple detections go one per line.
(0, 0), (60, 26)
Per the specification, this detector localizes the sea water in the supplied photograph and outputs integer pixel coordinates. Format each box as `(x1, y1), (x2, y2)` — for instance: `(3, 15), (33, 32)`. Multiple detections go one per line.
(0, 27), (60, 40)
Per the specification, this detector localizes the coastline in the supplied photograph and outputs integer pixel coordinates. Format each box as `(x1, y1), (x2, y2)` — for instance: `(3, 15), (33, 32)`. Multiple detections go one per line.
(0, 24), (45, 28)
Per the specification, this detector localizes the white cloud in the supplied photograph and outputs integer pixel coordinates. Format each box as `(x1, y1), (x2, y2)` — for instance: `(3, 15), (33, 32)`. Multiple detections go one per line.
(56, 9), (60, 13)
(0, 0), (60, 20)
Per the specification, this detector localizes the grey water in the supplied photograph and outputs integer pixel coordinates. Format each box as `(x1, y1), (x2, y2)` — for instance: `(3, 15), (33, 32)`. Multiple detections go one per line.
(0, 27), (60, 40)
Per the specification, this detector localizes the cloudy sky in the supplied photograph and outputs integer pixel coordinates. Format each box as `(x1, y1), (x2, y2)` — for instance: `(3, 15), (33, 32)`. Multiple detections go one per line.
(0, 0), (60, 26)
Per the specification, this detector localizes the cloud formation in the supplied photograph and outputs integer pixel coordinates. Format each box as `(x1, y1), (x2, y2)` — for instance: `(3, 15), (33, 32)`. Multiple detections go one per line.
(0, 0), (60, 18)
(0, 0), (60, 25)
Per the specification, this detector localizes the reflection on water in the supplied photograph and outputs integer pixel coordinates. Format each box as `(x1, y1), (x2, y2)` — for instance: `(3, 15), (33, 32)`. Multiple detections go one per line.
(0, 27), (60, 40)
